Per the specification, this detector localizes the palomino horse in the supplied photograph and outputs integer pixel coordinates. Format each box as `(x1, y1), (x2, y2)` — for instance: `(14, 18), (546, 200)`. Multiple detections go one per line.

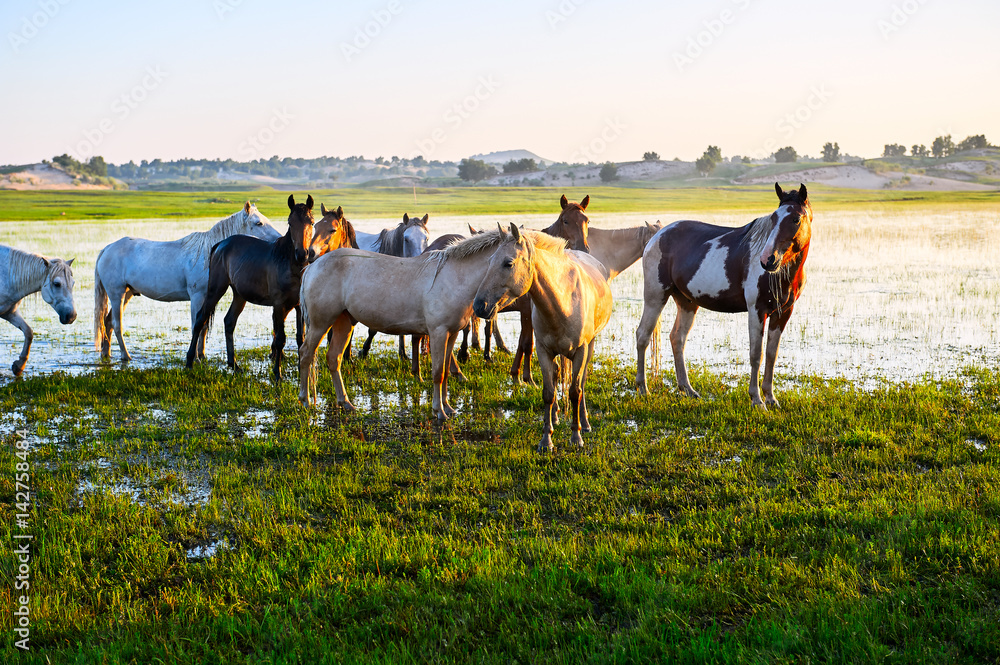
(354, 213), (431, 360)
(473, 224), (612, 452)
(508, 218), (664, 385)
(635, 183), (812, 408)
(186, 195), (315, 380)
(298, 229), (531, 422)
(0, 245), (76, 376)
(95, 202), (281, 362)
(500, 194), (592, 386)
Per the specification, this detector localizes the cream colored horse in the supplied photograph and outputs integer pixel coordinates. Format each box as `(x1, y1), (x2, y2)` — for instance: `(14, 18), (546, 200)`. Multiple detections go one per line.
(298, 230), (527, 421)
(587, 221), (663, 278)
(472, 224), (612, 452)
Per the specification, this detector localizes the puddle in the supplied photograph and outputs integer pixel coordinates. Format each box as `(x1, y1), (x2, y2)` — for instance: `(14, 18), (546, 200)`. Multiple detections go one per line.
(966, 439), (987, 452)
(706, 454), (743, 468)
(186, 539), (227, 561)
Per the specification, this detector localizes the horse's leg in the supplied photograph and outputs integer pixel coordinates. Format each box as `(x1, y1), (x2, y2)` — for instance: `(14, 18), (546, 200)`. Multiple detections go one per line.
(482, 317), (492, 362)
(470, 316), (481, 352)
(670, 299), (701, 398)
(398, 334), (408, 361)
(568, 346), (588, 448)
(428, 329), (450, 422)
(295, 304), (304, 349)
(579, 340), (596, 433)
(188, 270), (229, 368)
(635, 283), (669, 396)
(410, 334), (423, 380)
(747, 309), (767, 408)
(457, 324), (471, 363)
(222, 295), (247, 373)
(492, 320), (510, 354)
(537, 344), (557, 453)
(447, 329), (466, 382)
(270, 306), (291, 381)
(2, 307), (32, 377)
(189, 291), (208, 361)
(521, 316), (535, 386)
(339, 328), (352, 363)
(359, 329), (376, 359)
(327, 314), (356, 412)
(441, 329), (461, 417)
(110, 290), (132, 363)
(762, 307), (793, 408)
(298, 314), (330, 406)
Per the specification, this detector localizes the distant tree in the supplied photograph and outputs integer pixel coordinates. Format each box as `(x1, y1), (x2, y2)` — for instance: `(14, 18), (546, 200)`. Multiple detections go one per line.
(412, 155), (427, 167)
(502, 158), (538, 174)
(821, 142), (841, 162)
(457, 158), (497, 182)
(695, 145), (723, 175)
(643, 151), (660, 161)
(931, 135), (954, 158)
(86, 156), (108, 177)
(599, 162), (619, 182)
(375, 156), (385, 165)
(956, 134), (989, 152)
(883, 144), (907, 158)
(911, 144), (929, 158)
(773, 146), (798, 163)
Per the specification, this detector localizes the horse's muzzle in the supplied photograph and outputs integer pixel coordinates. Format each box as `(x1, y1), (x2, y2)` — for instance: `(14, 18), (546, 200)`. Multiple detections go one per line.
(295, 249), (308, 264)
(761, 256), (779, 272)
(60, 311), (77, 325)
(473, 298), (495, 320)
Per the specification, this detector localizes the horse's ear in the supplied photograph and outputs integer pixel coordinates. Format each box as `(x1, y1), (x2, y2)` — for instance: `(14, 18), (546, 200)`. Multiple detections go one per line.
(336, 206), (344, 219)
(774, 182), (784, 200)
(798, 183), (808, 202)
(403, 213), (410, 223)
(320, 203), (329, 215)
(560, 194), (569, 210)
(468, 223), (478, 235)
(420, 213), (429, 225)
(67, 258), (75, 266)
(580, 195), (590, 211)
(496, 222), (506, 237)
(305, 194), (314, 211)
(244, 201), (251, 214)
(509, 222), (522, 242)
(288, 194), (296, 210)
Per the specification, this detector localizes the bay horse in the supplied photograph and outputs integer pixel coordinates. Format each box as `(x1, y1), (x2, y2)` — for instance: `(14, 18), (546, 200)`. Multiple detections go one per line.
(498, 194), (592, 387)
(354, 213), (431, 360)
(95, 202), (281, 362)
(186, 194), (315, 380)
(298, 229), (534, 422)
(0, 245), (76, 376)
(473, 224), (612, 452)
(635, 183), (812, 408)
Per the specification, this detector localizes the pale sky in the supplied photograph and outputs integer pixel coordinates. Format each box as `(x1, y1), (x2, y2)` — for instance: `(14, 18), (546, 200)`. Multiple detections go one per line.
(2, 0), (998, 165)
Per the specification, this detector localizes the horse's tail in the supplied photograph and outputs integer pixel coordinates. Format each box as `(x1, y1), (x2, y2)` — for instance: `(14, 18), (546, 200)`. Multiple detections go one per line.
(649, 317), (661, 379)
(94, 248), (110, 355)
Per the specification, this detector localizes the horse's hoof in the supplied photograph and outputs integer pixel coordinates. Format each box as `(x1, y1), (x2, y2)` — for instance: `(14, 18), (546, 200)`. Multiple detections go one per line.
(457, 350), (469, 363)
(436, 412), (449, 424)
(570, 433), (584, 448)
(537, 438), (554, 453)
(11, 360), (25, 377)
(636, 382), (648, 396)
(581, 424), (592, 434)
(339, 400), (356, 413)
(443, 404), (457, 417)
(765, 398), (781, 409)
(233, 365), (245, 375)
(682, 388), (702, 399)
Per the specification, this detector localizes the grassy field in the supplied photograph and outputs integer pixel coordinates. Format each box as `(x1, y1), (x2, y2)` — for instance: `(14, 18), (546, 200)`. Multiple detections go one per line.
(1, 185), (999, 221)
(2, 349), (998, 663)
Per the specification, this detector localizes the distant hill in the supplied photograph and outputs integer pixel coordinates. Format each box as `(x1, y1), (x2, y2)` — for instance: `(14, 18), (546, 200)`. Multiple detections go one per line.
(469, 149), (555, 166)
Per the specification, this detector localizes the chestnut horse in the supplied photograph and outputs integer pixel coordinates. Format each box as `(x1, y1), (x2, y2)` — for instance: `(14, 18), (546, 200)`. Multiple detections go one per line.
(186, 194), (315, 380)
(635, 183), (812, 408)
(307, 204), (359, 262)
(474, 224), (612, 452)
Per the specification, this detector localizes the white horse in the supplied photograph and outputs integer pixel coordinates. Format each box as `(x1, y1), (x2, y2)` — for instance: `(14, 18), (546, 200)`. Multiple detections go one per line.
(0, 245), (77, 376)
(94, 202), (282, 362)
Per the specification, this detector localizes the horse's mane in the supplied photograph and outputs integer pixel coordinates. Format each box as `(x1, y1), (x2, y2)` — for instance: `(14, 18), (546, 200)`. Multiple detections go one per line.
(739, 214), (778, 258)
(179, 208), (253, 254)
(376, 222), (408, 256)
(439, 228), (568, 263)
(4, 246), (51, 296)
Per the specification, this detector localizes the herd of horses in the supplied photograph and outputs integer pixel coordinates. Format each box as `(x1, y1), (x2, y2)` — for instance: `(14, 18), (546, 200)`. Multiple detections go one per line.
(0, 183), (813, 451)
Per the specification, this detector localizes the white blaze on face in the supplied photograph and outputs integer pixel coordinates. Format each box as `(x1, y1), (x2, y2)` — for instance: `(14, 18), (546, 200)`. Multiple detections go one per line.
(760, 205), (792, 265)
(686, 239), (731, 299)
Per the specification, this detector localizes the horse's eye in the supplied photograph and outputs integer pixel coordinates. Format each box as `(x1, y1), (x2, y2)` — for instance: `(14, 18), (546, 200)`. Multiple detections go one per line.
(53, 281), (61, 288)
(503, 259), (514, 269)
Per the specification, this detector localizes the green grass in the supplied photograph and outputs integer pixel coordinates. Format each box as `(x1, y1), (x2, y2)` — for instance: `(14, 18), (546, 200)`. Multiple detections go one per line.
(1, 185), (999, 222)
(2, 349), (999, 663)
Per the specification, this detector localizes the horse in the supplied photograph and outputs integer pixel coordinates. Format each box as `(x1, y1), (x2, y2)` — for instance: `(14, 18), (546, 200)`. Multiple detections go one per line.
(473, 224), (612, 452)
(353, 213), (432, 360)
(498, 194), (593, 387)
(635, 183), (812, 408)
(0, 246), (76, 376)
(507, 217), (664, 386)
(307, 203), (359, 261)
(298, 229), (535, 422)
(95, 202), (282, 362)
(186, 194), (315, 380)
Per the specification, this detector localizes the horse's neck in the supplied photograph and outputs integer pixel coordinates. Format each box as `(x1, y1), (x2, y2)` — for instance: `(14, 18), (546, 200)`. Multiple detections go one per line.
(4, 247), (47, 302)
(354, 229), (381, 253)
(588, 227), (645, 278)
(527, 250), (575, 321)
(203, 212), (244, 246)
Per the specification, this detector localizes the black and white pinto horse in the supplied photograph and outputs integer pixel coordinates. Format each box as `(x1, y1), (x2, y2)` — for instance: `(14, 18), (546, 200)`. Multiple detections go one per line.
(635, 183), (812, 408)
(0, 245), (77, 376)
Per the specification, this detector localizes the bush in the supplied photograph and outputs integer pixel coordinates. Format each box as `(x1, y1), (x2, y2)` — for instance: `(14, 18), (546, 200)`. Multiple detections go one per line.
(599, 162), (619, 182)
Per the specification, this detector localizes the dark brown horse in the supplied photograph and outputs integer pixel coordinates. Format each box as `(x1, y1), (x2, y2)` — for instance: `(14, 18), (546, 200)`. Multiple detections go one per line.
(186, 194), (315, 379)
(635, 183), (812, 408)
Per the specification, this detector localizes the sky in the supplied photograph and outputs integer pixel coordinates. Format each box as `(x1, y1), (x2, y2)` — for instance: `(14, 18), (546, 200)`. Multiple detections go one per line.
(1, 0), (998, 165)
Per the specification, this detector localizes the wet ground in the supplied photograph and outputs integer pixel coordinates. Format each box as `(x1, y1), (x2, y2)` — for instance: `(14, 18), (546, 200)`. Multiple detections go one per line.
(2, 209), (998, 387)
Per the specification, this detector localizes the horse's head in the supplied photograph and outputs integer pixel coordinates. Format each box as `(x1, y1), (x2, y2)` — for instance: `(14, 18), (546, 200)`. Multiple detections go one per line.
(309, 204), (358, 262)
(760, 183), (812, 273)
(402, 213), (430, 257)
(287, 194), (316, 264)
(642, 220), (663, 246)
(40, 257), (77, 324)
(473, 223), (535, 320)
(242, 200), (283, 242)
(547, 194), (590, 252)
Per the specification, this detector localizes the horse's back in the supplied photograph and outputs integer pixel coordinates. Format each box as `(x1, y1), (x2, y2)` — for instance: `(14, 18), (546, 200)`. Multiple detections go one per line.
(96, 236), (195, 300)
(567, 251), (613, 334)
